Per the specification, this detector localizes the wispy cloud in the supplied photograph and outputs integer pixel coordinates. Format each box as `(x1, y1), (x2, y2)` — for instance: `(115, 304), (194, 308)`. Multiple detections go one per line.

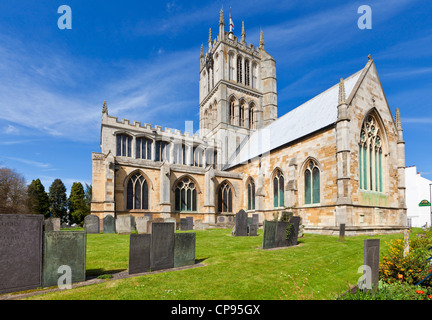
(0, 156), (51, 169)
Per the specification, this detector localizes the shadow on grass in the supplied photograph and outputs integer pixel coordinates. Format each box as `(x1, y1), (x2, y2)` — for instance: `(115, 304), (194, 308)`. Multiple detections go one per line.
(86, 268), (127, 279)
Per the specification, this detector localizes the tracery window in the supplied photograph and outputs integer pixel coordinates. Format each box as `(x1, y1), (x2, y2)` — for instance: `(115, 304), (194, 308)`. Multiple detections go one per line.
(155, 141), (170, 162)
(116, 133), (132, 157)
(218, 182), (233, 213)
(174, 177), (197, 212)
(245, 59), (250, 86)
(247, 179), (255, 211)
(237, 57), (243, 84)
(304, 160), (320, 205)
(136, 137), (152, 160)
(126, 172), (149, 210)
(359, 115), (383, 192)
(273, 169), (285, 208)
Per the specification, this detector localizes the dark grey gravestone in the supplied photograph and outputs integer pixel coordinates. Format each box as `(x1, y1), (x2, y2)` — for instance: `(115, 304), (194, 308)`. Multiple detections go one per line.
(150, 222), (175, 271)
(180, 218), (188, 231)
(42, 231), (86, 287)
(339, 223), (345, 242)
(275, 221), (290, 248)
(235, 210), (248, 236)
(252, 214), (259, 226)
(249, 224), (258, 236)
(364, 239), (380, 291)
(84, 214), (100, 234)
(186, 217), (193, 230)
(286, 216), (300, 246)
(129, 234), (151, 274)
(247, 217), (253, 226)
(262, 220), (277, 249)
(103, 215), (116, 234)
(174, 233), (196, 268)
(0, 214), (44, 294)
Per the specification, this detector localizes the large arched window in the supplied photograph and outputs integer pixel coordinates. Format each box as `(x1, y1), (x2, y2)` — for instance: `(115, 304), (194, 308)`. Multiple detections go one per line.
(247, 178), (255, 211)
(126, 172), (149, 210)
(116, 133), (132, 157)
(304, 159), (320, 205)
(155, 140), (170, 162)
(359, 114), (383, 192)
(173, 143), (186, 165)
(136, 137), (152, 160)
(174, 177), (197, 212)
(218, 182), (233, 213)
(273, 169), (285, 208)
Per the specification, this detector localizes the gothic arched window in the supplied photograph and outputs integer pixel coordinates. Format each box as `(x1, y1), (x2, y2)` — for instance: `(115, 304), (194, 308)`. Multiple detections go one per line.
(247, 179), (255, 211)
(245, 59), (250, 86)
(304, 159), (320, 204)
(116, 133), (132, 157)
(218, 182), (233, 213)
(136, 137), (152, 160)
(174, 177), (197, 212)
(359, 114), (383, 192)
(249, 103), (256, 129)
(126, 172), (149, 210)
(273, 169), (285, 208)
(237, 56), (243, 84)
(155, 140), (170, 162)
(239, 101), (246, 127)
(229, 97), (236, 125)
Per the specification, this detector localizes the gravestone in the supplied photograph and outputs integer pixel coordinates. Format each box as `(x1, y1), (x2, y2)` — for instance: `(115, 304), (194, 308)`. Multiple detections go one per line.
(186, 217), (194, 230)
(252, 214), (259, 227)
(129, 234), (151, 274)
(363, 239), (380, 290)
(0, 214), (44, 294)
(84, 215), (100, 234)
(275, 221), (290, 248)
(262, 220), (277, 249)
(286, 216), (300, 246)
(249, 224), (258, 236)
(180, 218), (188, 231)
(103, 215), (116, 234)
(165, 217), (177, 230)
(174, 233), (196, 268)
(116, 215), (132, 234)
(150, 222), (175, 271)
(235, 210), (248, 236)
(44, 218), (60, 231)
(42, 231), (86, 287)
(339, 223), (346, 242)
(135, 216), (150, 234)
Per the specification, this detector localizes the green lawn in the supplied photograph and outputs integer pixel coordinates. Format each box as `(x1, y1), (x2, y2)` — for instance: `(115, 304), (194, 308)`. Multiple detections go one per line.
(28, 229), (403, 300)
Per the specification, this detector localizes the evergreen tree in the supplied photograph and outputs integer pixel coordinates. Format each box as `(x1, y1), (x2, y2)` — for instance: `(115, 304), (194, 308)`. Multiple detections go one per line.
(27, 179), (50, 217)
(68, 182), (88, 225)
(49, 179), (68, 223)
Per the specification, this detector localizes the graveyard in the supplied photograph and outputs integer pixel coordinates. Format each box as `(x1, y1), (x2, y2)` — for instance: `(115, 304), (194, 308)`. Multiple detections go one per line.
(0, 213), (411, 300)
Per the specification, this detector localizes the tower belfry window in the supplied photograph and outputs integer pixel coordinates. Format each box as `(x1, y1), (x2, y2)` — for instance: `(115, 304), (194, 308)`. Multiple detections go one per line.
(237, 57), (243, 84)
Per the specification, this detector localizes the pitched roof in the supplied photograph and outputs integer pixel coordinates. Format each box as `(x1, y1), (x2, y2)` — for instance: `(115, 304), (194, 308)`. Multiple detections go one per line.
(224, 68), (364, 169)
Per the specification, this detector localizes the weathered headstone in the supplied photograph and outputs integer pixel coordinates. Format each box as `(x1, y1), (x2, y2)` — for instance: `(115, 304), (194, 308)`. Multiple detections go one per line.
(186, 217), (194, 230)
(275, 221), (290, 248)
(150, 222), (175, 271)
(116, 215), (132, 234)
(129, 234), (151, 274)
(339, 223), (346, 242)
(42, 231), (86, 288)
(44, 218), (60, 231)
(252, 214), (259, 227)
(180, 218), (188, 231)
(165, 217), (177, 230)
(262, 220), (277, 249)
(249, 224), (258, 236)
(363, 239), (380, 290)
(286, 216), (300, 246)
(103, 215), (116, 234)
(0, 214), (44, 294)
(235, 210), (248, 236)
(84, 214), (100, 234)
(174, 233), (196, 268)
(135, 216), (150, 234)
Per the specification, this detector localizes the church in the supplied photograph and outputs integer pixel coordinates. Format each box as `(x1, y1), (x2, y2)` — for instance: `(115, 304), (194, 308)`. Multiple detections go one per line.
(91, 10), (407, 235)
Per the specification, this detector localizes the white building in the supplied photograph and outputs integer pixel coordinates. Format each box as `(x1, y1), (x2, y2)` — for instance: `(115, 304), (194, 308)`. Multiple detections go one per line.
(405, 166), (432, 228)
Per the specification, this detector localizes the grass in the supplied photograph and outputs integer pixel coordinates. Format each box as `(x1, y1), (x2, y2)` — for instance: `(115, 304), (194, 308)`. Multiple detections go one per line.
(26, 229), (403, 300)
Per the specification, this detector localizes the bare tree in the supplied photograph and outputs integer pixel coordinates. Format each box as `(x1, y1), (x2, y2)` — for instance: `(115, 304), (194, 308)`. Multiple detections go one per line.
(0, 167), (29, 214)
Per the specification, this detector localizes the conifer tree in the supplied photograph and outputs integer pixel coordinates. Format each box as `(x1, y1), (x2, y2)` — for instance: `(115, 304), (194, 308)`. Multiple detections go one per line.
(27, 178), (50, 217)
(68, 182), (88, 225)
(49, 179), (68, 223)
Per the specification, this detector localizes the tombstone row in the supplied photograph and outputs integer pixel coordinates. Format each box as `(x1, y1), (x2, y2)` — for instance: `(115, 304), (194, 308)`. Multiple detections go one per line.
(262, 216), (301, 249)
(84, 214), (196, 234)
(232, 210), (259, 236)
(129, 222), (196, 274)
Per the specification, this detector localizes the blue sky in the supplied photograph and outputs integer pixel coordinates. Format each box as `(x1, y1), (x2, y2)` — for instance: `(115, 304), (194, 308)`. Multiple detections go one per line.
(0, 0), (431, 195)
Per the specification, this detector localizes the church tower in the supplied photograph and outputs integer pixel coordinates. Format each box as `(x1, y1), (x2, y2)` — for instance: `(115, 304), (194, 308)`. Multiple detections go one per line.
(199, 9), (277, 168)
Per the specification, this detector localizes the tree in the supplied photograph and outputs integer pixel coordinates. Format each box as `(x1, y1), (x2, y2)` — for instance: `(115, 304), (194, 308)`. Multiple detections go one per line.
(27, 179), (50, 217)
(68, 182), (88, 225)
(0, 167), (28, 214)
(49, 179), (68, 223)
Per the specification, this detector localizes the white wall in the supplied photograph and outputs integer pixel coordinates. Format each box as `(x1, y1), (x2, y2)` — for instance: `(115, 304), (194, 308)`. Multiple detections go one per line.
(405, 166), (432, 228)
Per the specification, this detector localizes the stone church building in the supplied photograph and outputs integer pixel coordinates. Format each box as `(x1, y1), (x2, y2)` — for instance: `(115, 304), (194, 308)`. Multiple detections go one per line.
(91, 10), (407, 235)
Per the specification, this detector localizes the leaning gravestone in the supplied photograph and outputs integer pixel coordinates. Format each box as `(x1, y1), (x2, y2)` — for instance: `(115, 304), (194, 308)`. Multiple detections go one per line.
(129, 234), (151, 274)
(150, 222), (175, 271)
(234, 209), (248, 236)
(262, 220), (277, 249)
(103, 215), (116, 234)
(0, 214), (44, 294)
(84, 215), (100, 234)
(174, 233), (196, 268)
(42, 231), (86, 287)
(116, 215), (132, 234)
